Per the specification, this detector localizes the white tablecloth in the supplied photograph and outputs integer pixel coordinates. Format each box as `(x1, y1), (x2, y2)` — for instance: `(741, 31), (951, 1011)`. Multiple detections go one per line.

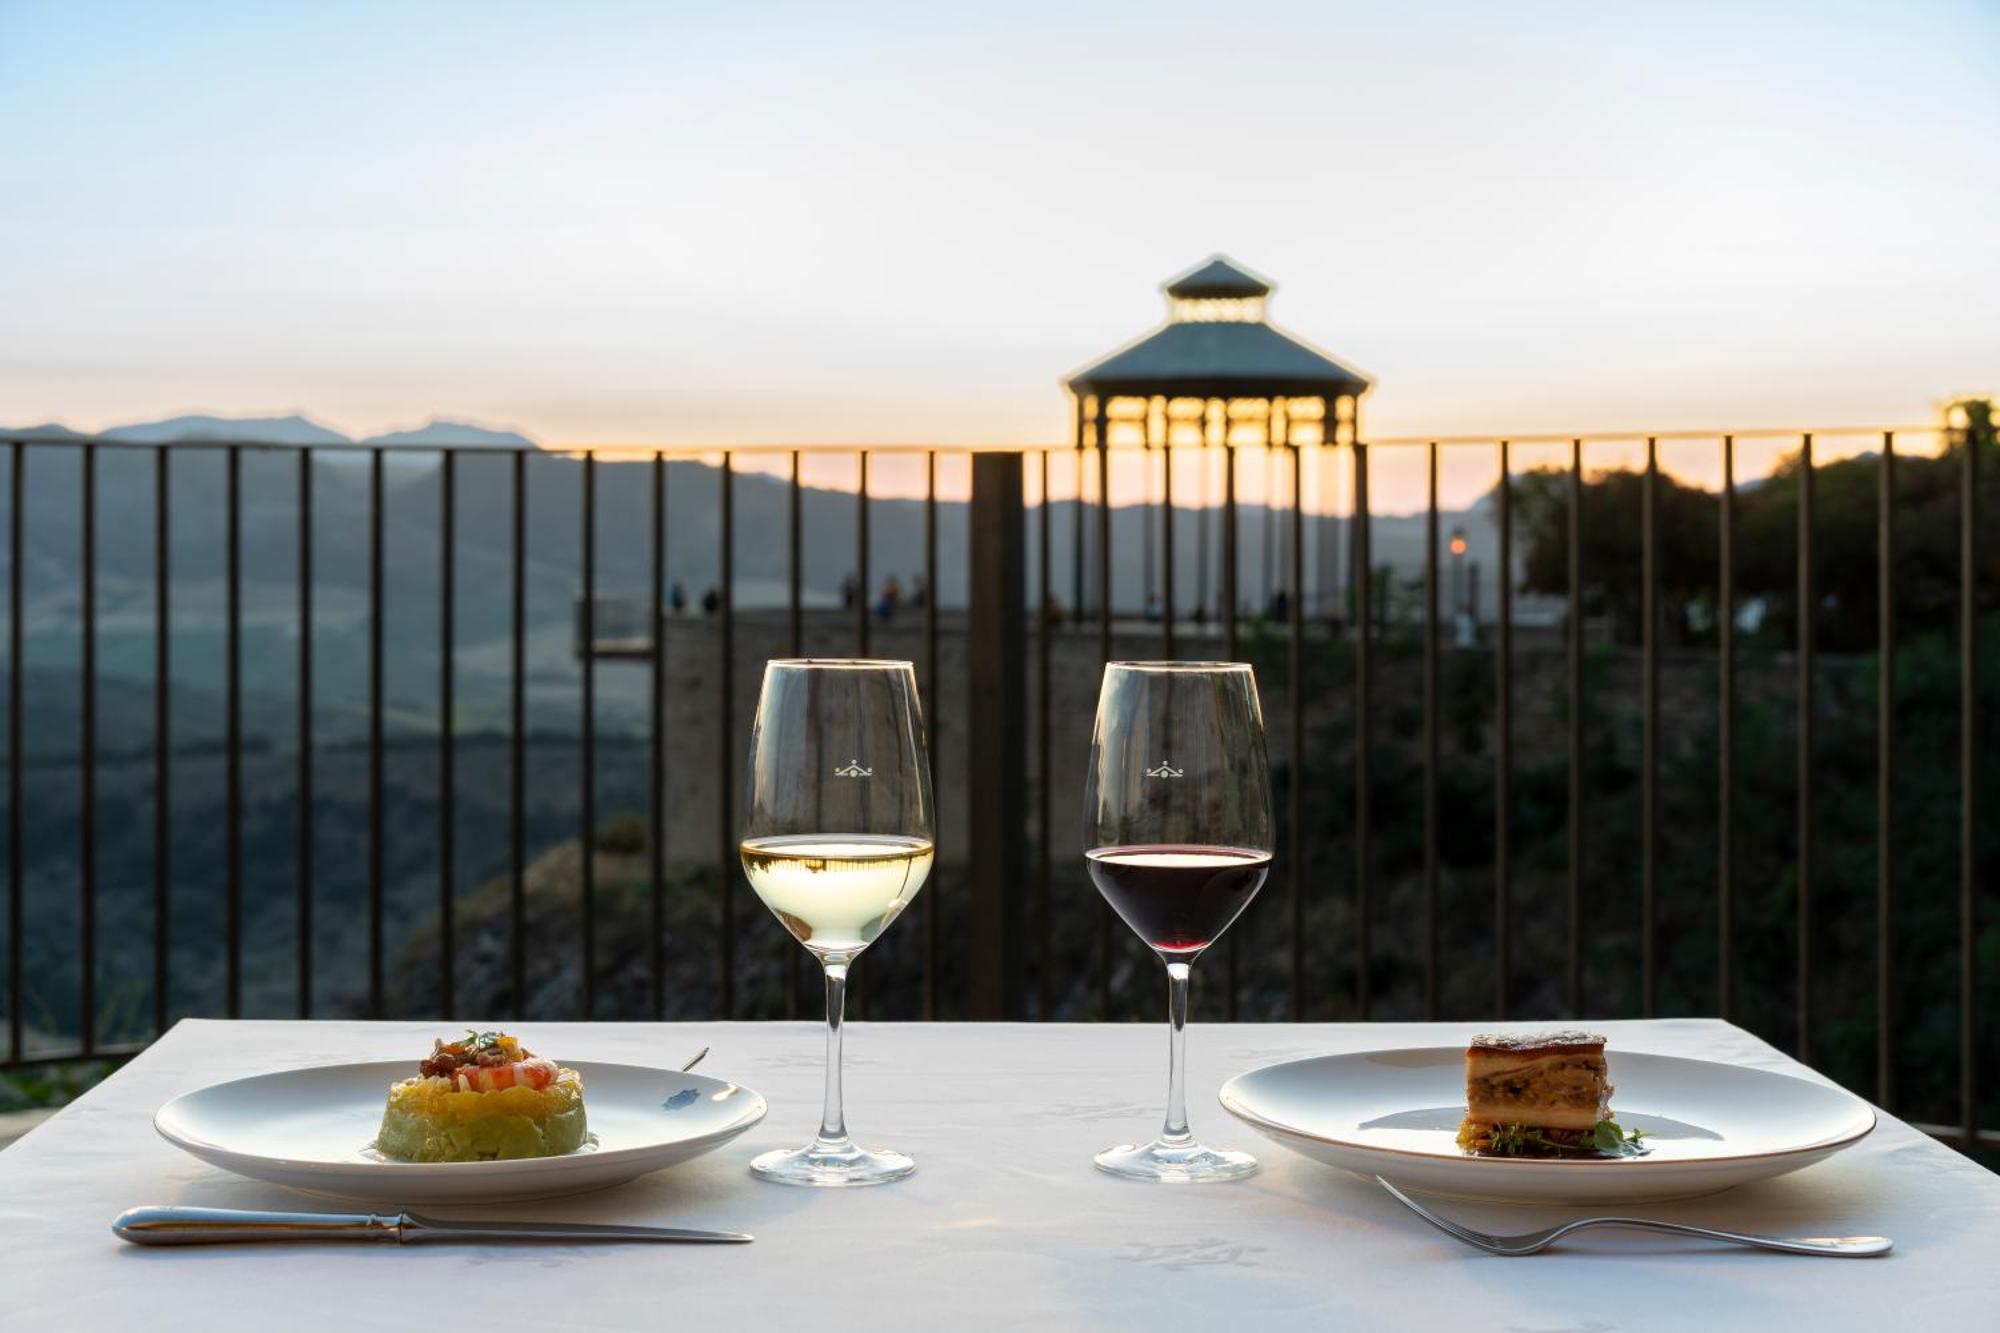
(3, 1018), (1997, 1330)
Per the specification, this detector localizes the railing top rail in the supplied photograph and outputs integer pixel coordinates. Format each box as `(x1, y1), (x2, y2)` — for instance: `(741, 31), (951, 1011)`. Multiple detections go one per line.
(0, 424), (1943, 454)
(1362, 424), (1936, 446)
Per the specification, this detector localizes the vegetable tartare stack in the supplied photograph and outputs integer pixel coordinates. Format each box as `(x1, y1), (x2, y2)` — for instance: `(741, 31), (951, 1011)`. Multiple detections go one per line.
(375, 1031), (587, 1162)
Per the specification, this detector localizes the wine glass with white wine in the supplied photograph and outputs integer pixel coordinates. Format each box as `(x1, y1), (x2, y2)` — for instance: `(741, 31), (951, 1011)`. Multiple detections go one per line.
(740, 658), (934, 1186)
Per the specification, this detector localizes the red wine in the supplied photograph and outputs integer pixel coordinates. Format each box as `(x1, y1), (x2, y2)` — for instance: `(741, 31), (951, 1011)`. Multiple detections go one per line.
(1086, 844), (1271, 954)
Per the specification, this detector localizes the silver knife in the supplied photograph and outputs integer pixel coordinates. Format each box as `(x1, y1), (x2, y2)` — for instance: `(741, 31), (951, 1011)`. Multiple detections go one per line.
(113, 1205), (752, 1245)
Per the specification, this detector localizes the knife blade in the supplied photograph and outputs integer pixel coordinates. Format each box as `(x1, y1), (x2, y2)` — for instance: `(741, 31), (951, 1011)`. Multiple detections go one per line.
(113, 1205), (752, 1245)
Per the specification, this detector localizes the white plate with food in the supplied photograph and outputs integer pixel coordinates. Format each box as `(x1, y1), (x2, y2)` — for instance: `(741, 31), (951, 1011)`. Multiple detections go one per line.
(156, 1032), (768, 1204)
(1219, 1032), (1876, 1204)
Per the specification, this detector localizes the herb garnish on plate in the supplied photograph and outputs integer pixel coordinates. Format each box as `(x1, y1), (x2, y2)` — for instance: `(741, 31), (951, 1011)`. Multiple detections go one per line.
(1484, 1119), (1649, 1158)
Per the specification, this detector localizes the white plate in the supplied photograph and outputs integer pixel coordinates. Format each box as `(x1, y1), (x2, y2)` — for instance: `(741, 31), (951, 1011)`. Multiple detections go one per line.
(1219, 1047), (1875, 1204)
(156, 1061), (767, 1204)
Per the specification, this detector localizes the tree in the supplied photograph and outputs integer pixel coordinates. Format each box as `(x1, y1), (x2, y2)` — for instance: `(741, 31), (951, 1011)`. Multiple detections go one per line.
(1513, 465), (1716, 645)
(1515, 400), (2000, 650)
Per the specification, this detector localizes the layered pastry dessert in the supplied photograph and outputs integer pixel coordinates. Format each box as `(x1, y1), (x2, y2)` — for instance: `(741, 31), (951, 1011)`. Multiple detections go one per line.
(1456, 1030), (1636, 1156)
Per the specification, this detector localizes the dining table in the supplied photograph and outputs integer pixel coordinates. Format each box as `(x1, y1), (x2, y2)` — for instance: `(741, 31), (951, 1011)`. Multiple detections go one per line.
(3, 1016), (1997, 1330)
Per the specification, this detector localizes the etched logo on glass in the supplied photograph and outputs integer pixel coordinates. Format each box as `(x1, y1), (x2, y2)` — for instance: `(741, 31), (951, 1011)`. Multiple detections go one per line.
(834, 760), (873, 777)
(1146, 761), (1184, 779)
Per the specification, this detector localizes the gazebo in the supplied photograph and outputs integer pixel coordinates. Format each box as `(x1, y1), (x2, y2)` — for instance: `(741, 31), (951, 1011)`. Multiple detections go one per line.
(1064, 255), (1371, 646)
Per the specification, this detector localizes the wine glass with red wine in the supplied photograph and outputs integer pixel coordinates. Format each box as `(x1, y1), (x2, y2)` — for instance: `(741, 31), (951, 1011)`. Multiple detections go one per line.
(1084, 660), (1272, 1182)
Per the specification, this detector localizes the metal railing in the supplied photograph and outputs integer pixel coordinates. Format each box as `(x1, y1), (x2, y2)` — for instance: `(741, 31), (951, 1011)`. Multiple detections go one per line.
(0, 423), (1989, 1154)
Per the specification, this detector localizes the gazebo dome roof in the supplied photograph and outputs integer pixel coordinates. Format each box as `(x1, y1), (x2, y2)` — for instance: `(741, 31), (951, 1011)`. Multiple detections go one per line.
(1066, 256), (1371, 400)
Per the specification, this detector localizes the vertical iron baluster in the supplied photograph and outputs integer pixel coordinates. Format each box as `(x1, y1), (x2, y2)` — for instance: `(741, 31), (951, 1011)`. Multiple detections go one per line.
(509, 451), (526, 1018)
(1424, 442), (1440, 1020)
(367, 448), (383, 1019)
(1288, 425), (1304, 1020)
(719, 455), (735, 1018)
(1260, 442), (1275, 618)
(226, 446), (242, 1020)
(787, 452), (802, 1020)
(857, 451), (870, 658)
(1096, 397), (1113, 1019)
(1797, 433), (1814, 1061)
(1073, 398), (1085, 625)
(1036, 449), (1053, 1017)
(1325, 450), (1340, 633)
(1097, 402), (1112, 663)
(1961, 418), (1980, 1151)
(1142, 426), (1155, 618)
(439, 450), (455, 1017)
(1353, 414), (1371, 1018)
(652, 452), (668, 1022)
(1878, 431), (1896, 1108)
(80, 444), (96, 1053)
(1494, 439), (1510, 1019)
(1222, 401), (1241, 1019)
(6, 444), (19, 1062)
(1257, 442), (1270, 614)
(296, 451), (312, 1019)
(1642, 437), (1658, 1017)
(1223, 403), (1239, 659)
(155, 448), (171, 1035)
(1271, 401), (1286, 619)
(581, 453), (596, 1019)
(855, 451), (870, 1019)
(1161, 404), (1176, 659)
(1196, 443), (1210, 631)
(1719, 436), (1736, 1022)
(789, 453), (803, 658)
(1567, 438), (1583, 1018)
(923, 450), (939, 1021)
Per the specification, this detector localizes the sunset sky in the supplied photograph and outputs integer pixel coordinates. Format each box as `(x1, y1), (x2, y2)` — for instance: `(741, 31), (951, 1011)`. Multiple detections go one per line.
(2, 0), (1996, 496)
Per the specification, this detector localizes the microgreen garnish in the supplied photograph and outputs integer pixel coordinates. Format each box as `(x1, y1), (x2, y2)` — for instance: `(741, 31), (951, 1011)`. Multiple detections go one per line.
(1592, 1119), (1648, 1157)
(1482, 1119), (1647, 1158)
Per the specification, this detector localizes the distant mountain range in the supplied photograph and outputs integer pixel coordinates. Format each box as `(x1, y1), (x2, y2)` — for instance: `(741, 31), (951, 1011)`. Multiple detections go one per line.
(3, 413), (536, 448)
(0, 413), (1517, 693)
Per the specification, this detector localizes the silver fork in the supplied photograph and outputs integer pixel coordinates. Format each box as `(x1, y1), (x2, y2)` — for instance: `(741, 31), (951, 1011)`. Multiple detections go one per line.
(1376, 1177), (1891, 1258)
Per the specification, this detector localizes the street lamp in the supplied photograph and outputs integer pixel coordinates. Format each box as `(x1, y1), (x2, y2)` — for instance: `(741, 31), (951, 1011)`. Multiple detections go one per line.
(1448, 526), (1468, 617)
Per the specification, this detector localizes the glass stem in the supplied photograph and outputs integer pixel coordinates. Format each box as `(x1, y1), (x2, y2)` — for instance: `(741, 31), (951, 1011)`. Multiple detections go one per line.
(817, 959), (851, 1146)
(1161, 960), (1193, 1144)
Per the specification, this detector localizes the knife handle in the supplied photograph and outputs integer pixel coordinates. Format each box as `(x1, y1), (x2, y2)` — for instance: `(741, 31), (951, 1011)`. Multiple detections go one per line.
(114, 1205), (406, 1245)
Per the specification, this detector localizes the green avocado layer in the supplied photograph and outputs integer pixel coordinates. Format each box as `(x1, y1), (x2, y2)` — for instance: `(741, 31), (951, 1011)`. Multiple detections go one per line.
(375, 1086), (588, 1162)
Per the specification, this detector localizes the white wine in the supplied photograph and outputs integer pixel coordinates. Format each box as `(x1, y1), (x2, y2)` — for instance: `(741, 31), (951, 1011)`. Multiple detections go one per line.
(740, 833), (935, 956)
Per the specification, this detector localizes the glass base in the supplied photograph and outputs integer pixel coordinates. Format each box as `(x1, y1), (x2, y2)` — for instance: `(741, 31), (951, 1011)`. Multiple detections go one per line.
(751, 1137), (914, 1187)
(1093, 1138), (1258, 1184)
